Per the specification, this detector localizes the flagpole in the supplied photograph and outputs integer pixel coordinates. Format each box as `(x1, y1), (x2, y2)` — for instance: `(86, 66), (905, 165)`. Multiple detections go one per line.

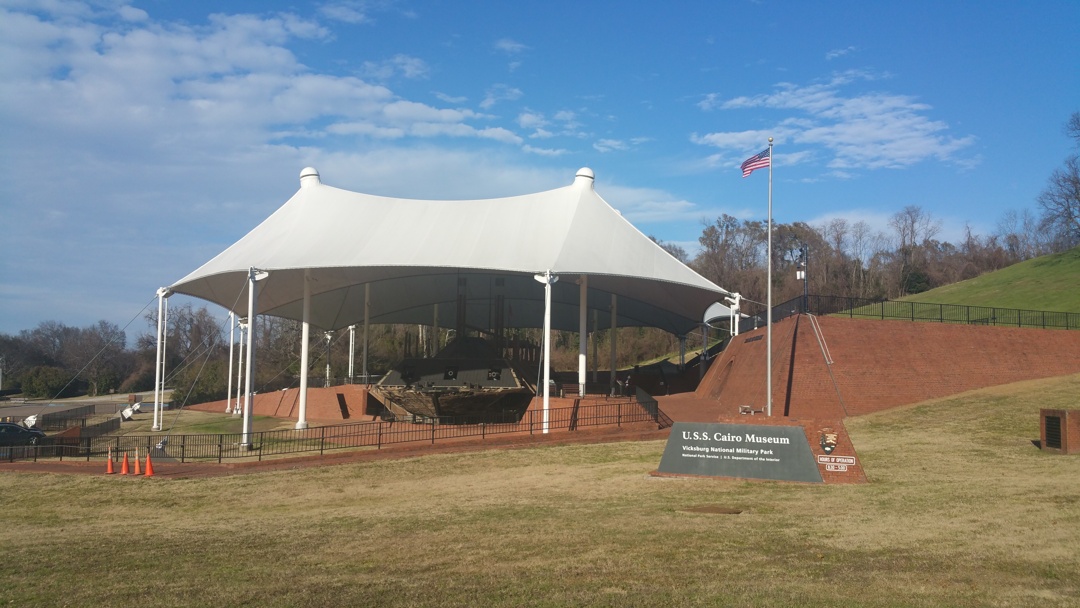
(766, 137), (773, 417)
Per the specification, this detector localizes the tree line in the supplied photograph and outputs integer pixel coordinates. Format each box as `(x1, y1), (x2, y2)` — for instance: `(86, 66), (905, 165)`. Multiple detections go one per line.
(660, 111), (1080, 316)
(2, 113), (1076, 404)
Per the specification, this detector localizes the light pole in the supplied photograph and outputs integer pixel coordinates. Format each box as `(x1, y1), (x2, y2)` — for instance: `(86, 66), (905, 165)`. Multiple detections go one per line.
(796, 244), (809, 312)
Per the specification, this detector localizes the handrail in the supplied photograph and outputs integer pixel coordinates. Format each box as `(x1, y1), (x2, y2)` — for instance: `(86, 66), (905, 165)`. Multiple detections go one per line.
(3, 398), (671, 464)
(740, 295), (1079, 332)
(807, 314), (833, 365)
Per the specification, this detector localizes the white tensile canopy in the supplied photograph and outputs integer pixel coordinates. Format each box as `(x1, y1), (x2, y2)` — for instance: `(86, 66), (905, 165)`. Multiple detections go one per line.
(163, 166), (732, 436)
(169, 167), (731, 336)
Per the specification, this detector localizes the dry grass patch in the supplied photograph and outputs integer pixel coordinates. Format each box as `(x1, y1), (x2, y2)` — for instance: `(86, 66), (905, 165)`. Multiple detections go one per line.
(2, 375), (1079, 606)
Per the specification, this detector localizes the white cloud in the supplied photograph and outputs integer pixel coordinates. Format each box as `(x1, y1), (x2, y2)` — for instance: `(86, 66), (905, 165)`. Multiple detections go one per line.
(522, 144), (567, 156)
(517, 110), (547, 129)
(326, 121), (406, 138)
(599, 184), (709, 225)
(479, 84), (523, 109)
(691, 130), (777, 150)
(825, 46), (856, 60)
(594, 138), (629, 153)
(693, 72), (976, 172)
(494, 38), (527, 54)
(319, 2), (370, 24)
(361, 54), (430, 80)
(118, 5), (148, 22)
(0, 4), (554, 333)
(698, 92), (722, 111)
(516, 109), (585, 140)
(434, 91), (467, 104)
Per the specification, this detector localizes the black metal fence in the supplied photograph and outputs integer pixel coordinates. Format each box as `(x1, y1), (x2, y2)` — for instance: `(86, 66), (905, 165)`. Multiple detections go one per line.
(3, 397), (670, 464)
(741, 295), (1080, 332)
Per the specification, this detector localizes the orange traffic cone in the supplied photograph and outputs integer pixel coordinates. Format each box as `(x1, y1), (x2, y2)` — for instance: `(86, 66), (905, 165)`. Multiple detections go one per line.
(134, 448), (142, 475)
(106, 447), (115, 475)
(144, 452), (155, 478)
(120, 452), (130, 475)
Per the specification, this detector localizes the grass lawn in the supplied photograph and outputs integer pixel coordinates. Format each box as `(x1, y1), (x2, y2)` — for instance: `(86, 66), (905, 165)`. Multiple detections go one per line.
(120, 409), (293, 436)
(902, 246), (1080, 312)
(2, 374), (1078, 607)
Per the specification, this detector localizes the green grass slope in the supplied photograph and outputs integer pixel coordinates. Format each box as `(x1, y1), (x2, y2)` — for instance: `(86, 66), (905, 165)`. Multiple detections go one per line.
(903, 246), (1080, 311)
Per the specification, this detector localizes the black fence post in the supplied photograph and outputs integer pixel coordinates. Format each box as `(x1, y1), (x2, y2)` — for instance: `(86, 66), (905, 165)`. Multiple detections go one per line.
(377, 423), (382, 449)
(320, 425), (326, 455)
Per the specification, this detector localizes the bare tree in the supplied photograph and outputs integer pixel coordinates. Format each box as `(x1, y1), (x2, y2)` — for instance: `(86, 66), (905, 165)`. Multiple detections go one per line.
(68, 321), (129, 396)
(848, 221), (884, 298)
(1036, 111), (1080, 249)
(888, 206), (941, 296)
(996, 208), (1049, 261)
(649, 235), (690, 264)
(1038, 157), (1080, 247)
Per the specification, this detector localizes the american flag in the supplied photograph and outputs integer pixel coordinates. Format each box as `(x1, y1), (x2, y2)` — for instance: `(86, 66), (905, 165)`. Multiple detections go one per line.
(740, 147), (771, 178)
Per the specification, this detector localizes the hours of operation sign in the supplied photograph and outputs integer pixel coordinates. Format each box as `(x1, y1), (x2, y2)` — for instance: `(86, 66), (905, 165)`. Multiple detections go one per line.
(657, 422), (823, 483)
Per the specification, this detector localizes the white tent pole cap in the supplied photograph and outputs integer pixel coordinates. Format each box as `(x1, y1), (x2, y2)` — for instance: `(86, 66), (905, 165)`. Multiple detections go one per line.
(300, 167), (321, 188)
(574, 167), (595, 188)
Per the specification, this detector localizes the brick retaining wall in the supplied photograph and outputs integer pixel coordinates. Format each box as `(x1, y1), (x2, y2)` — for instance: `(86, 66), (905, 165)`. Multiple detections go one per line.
(690, 315), (1080, 419)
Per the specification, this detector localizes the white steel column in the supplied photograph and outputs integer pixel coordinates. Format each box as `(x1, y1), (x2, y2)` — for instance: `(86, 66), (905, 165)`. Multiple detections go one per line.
(577, 275), (588, 397)
(242, 268), (266, 448)
(348, 325), (356, 381)
(152, 287), (168, 431)
(296, 271), (311, 430)
(534, 270), (558, 433)
(609, 294), (618, 394)
(362, 283), (370, 383)
(233, 320), (245, 417)
(679, 336), (687, 371)
(726, 293), (742, 337)
(324, 331), (333, 388)
(591, 309), (598, 383)
(226, 312), (235, 414)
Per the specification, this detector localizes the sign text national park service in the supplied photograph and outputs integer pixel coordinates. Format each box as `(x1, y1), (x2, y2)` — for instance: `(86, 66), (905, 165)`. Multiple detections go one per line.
(657, 422), (823, 483)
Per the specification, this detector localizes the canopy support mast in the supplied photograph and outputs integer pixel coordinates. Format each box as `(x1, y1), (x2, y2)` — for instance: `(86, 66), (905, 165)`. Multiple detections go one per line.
(296, 270), (310, 430)
(577, 275), (588, 397)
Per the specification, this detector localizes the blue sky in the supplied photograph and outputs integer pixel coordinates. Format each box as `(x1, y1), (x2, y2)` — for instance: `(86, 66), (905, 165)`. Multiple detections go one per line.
(1, 0), (1078, 336)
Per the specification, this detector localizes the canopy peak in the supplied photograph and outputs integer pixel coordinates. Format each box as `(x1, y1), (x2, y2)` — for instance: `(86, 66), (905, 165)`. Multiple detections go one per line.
(300, 167), (321, 188)
(574, 167), (594, 188)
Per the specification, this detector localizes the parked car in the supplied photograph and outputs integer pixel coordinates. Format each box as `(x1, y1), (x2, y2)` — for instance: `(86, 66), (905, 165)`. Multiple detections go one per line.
(0, 422), (46, 446)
